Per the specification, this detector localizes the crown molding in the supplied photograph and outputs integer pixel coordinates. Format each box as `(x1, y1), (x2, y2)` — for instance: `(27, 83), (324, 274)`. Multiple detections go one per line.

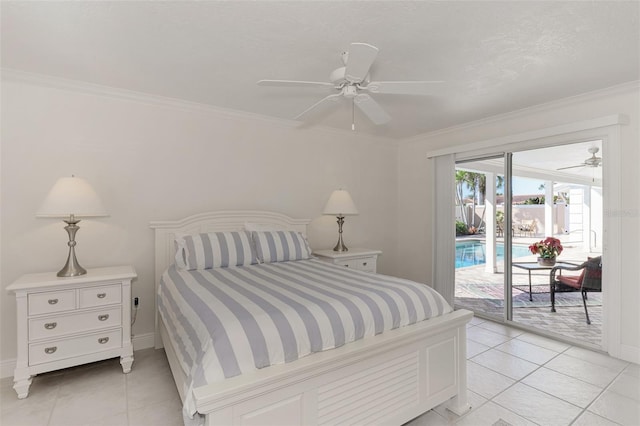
(2, 68), (636, 146)
(404, 80), (640, 144)
(1, 68), (396, 145)
(426, 114), (627, 159)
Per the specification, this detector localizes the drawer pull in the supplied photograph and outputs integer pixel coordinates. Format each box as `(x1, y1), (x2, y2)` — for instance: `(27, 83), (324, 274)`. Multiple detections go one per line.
(44, 322), (57, 330)
(98, 314), (109, 321)
(363, 262), (368, 266)
(345, 264), (349, 267)
(44, 347), (57, 354)
(98, 337), (109, 344)
(48, 299), (59, 305)
(97, 293), (107, 299)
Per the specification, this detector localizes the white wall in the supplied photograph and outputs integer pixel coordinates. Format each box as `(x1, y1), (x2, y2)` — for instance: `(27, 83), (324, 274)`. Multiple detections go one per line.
(0, 77), (399, 364)
(397, 84), (640, 362)
(2, 75), (638, 369)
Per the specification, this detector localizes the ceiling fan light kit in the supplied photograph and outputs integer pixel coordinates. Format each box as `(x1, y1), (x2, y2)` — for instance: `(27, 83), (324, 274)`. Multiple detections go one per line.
(258, 42), (443, 130)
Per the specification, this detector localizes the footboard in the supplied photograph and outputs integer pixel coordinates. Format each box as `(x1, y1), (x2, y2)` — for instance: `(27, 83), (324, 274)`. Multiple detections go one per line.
(192, 309), (472, 426)
(151, 211), (473, 425)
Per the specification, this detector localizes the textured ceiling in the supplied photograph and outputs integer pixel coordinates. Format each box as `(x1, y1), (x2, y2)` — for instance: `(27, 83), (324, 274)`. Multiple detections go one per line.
(2, 1), (639, 139)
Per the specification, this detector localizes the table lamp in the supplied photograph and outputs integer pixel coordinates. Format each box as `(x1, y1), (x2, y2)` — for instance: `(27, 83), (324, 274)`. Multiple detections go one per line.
(37, 176), (108, 277)
(323, 189), (359, 252)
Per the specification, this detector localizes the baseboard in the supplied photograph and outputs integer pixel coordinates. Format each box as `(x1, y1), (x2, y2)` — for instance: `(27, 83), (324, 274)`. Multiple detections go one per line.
(618, 343), (640, 364)
(0, 332), (157, 379)
(1, 358), (16, 379)
(132, 332), (156, 351)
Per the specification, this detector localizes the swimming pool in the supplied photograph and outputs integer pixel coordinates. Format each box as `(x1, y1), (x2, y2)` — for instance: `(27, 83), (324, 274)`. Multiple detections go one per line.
(455, 240), (531, 269)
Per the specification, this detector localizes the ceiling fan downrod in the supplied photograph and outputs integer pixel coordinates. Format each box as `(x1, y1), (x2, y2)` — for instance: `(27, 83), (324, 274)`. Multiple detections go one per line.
(351, 98), (355, 131)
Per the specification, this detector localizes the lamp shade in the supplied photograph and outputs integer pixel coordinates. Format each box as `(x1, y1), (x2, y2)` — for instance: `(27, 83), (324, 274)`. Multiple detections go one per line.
(323, 189), (359, 216)
(36, 176), (108, 218)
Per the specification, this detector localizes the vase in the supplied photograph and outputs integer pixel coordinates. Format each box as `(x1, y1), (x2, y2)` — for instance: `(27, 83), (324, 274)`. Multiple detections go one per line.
(537, 257), (556, 266)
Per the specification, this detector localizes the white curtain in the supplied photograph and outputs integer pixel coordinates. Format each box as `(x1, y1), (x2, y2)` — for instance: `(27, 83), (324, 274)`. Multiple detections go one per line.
(432, 154), (456, 306)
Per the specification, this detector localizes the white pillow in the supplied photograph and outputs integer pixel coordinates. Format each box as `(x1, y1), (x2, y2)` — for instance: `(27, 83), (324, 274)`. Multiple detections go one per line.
(252, 231), (312, 263)
(174, 231), (257, 270)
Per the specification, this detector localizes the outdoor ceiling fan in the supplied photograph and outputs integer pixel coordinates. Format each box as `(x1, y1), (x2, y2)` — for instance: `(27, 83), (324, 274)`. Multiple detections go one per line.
(557, 147), (602, 170)
(257, 42), (443, 129)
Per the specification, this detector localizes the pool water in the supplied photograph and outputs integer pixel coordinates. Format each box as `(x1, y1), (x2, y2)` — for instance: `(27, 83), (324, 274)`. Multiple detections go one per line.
(455, 240), (531, 269)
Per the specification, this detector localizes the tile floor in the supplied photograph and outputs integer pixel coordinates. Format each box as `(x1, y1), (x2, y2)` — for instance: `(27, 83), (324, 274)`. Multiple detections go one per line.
(407, 317), (639, 426)
(1, 317), (638, 426)
(0, 349), (183, 426)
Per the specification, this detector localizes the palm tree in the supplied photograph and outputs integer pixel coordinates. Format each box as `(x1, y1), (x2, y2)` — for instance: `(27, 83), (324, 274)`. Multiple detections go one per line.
(456, 171), (505, 228)
(477, 175), (504, 205)
(476, 174), (504, 230)
(456, 170), (482, 226)
(468, 173), (480, 226)
(455, 170), (470, 225)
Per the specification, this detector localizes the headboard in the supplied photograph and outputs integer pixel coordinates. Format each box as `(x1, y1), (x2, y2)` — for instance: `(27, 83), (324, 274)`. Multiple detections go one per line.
(149, 210), (310, 347)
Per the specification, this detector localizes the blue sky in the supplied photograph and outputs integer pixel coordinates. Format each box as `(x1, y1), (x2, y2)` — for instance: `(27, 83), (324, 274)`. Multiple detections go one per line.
(512, 177), (545, 195)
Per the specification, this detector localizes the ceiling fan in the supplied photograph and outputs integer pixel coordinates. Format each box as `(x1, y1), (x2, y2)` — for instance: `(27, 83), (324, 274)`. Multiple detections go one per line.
(257, 42), (443, 129)
(557, 147), (602, 170)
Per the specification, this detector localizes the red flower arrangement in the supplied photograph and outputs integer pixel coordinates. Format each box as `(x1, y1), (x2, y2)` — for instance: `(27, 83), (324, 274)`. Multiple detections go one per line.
(529, 237), (563, 259)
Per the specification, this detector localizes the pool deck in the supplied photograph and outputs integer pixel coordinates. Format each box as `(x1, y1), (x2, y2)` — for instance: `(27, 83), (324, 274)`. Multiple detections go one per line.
(455, 234), (603, 347)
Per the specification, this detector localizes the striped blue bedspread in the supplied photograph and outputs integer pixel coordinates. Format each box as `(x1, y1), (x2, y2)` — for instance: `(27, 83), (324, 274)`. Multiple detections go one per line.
(158, 259), (452, 419)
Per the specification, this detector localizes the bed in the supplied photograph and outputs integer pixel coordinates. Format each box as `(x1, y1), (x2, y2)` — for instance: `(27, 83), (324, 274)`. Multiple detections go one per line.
(151, 210), (472, 426)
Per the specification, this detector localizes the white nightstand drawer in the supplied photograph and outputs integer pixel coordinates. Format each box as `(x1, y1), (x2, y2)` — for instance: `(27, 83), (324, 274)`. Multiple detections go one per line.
(334, 259), (352, 268)
(335, 257), (377, 272)
(29, 329), (122, 366)
(29, 306), (122, 341)
(28, 290), (76, 316)
(357, 258), (377, 272)
(79, 284), (121, 308)
(348, 257), (376, 272)
(313, 248), (381, 274)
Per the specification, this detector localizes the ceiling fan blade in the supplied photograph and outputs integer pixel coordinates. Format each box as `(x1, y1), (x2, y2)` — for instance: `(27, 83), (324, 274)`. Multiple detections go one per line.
(258, 80), (335, 88)
(365, 80), (445, 95)
(354, 94), (391, 125)
(294, 94), (343, 120)
(557, 164), (585, 170)
(345, 43), (378, 83)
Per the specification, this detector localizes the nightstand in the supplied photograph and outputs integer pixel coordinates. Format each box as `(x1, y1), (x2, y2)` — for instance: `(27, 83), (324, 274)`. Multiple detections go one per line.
(6, 265), (137, 398)
(313, 248), (382, 273)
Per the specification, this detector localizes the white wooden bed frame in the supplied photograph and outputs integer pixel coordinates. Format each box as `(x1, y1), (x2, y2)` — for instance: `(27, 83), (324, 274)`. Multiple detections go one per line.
(151, 210), (472, 426)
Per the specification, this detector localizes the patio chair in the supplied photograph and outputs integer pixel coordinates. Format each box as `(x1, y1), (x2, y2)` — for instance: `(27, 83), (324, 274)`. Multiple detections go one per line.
(496, 221), (515, 237)
(550, 256), (602, 324)
(516, 219), (536, 237)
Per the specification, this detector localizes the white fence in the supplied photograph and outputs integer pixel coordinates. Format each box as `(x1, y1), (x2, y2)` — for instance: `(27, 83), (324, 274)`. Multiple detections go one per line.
(456, 204), (568, 236)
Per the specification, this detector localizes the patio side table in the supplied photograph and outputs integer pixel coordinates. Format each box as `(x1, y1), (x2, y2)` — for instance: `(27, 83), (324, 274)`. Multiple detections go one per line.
(512, 261), (579, 301)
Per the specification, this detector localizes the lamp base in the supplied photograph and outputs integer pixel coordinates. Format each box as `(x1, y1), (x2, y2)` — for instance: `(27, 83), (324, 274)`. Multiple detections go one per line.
(57, 252), (87, 277)
(332, 242), (348, 252)
(332, 216), (348, 252)
(57, 216), (87, 277)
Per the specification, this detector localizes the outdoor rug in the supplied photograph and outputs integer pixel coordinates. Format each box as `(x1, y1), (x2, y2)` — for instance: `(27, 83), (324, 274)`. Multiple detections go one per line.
(456, 283), (602, 308)
(513, 284), (550, 294)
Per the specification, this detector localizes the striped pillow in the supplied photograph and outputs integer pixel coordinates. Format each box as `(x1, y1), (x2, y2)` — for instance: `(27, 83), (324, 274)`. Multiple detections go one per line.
(175, 231), (257, 270)
(252, 231), (312, 263)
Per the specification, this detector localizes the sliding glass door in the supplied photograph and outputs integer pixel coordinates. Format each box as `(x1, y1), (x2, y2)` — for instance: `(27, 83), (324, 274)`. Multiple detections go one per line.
(509, 144), (603, 347)
(453, 155), (507, 321)
(452, 143), (603, 347)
